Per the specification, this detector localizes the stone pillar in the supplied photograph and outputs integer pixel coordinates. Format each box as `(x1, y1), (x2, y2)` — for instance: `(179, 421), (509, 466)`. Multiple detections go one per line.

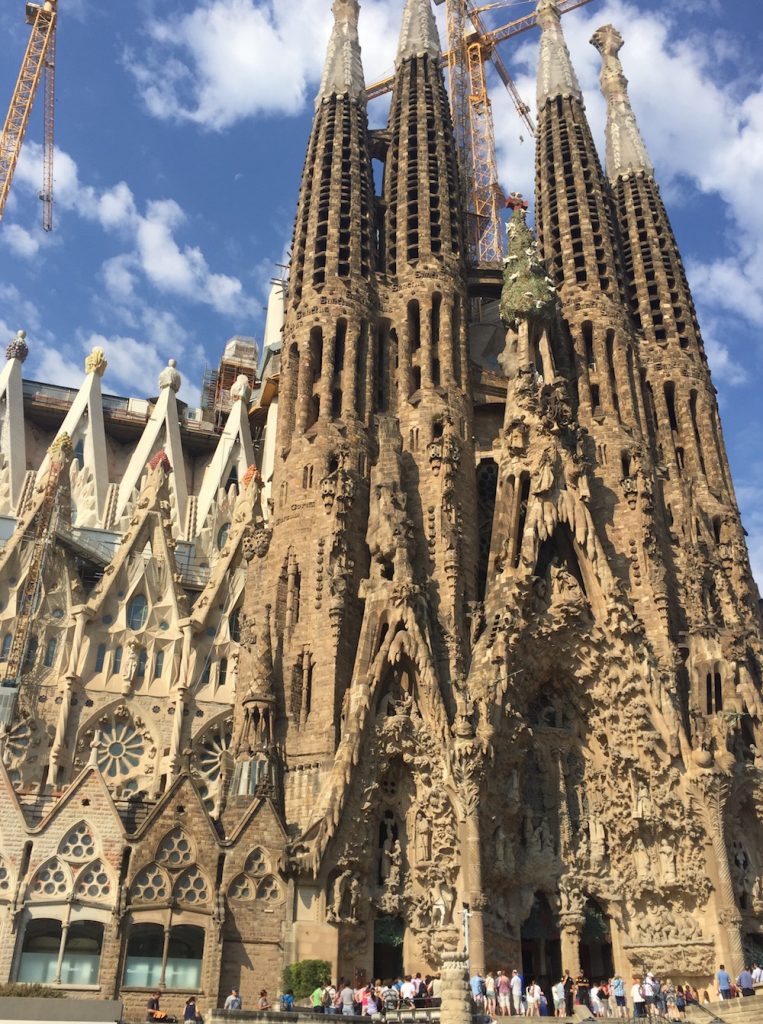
(440, 951), (473, 1024)
(559, 913), (583, 977)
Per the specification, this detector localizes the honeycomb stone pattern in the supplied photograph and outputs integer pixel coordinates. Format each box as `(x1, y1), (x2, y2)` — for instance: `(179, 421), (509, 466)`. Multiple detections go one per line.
(76, 861), (112, 901)
(130, 863), (170, 903)
(59, 822), (97, 862)
(155, 828), (193, 869)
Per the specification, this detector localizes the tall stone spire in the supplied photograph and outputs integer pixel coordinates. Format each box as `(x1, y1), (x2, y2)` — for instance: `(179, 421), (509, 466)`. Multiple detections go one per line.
(316, 0), (366, 109)
(536, 0), (582, 107)
(591, 24), (653, 178)
(396, 0), (441, 66)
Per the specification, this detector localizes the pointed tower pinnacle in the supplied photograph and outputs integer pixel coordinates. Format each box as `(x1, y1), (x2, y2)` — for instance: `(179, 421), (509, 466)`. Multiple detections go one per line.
(536, 0), (583, 108)
(591, 25), (653, 179)
(315, 0), (366, 109)
(396, 0), (441, 66)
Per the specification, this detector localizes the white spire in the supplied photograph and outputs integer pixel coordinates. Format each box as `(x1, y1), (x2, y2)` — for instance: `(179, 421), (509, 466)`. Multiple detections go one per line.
(315, 0), (366, 110)
(591, 25), (653, 180)
(396, 0), (441, 66)
(536, 0), (583, 108)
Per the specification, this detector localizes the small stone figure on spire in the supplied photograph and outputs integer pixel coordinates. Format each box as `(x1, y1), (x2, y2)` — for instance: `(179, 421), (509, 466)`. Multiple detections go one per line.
(591, 24), (654, 179)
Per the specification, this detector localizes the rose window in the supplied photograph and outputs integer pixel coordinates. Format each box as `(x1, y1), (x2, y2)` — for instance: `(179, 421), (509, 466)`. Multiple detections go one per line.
(195, 720), (232, 813)
(95, 719), (145, 778)
(6, 718), (32, 762)
(30, 858), (70, 898)
(59, 822), (97, 862)
(173, 867), (210, 905)
(130, 863), (169, 903)
(228, 849), (281, 904)
(156, 828), (193, 868)
(76, 860), (111, 900)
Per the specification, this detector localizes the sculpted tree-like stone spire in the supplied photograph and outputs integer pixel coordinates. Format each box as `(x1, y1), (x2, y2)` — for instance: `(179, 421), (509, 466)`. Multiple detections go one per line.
(591, 24), (653, 179)
(536, 0), (583, 107)
(316, 0), (366, 109)
(499, 198), (557, 331)
(396, 0), (441, 66)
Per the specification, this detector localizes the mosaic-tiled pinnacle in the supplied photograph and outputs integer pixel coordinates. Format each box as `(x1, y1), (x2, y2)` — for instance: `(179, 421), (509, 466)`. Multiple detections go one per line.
(315, 0), (366, 109)
(396, 0), (441, 66)
(591, 24), (654, 179)
(536, 0), (583, 107)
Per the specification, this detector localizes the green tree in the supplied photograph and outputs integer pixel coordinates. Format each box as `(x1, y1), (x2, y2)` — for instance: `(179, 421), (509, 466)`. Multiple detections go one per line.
(281, 959), (332, 1000)
(0, 983), (67, 998)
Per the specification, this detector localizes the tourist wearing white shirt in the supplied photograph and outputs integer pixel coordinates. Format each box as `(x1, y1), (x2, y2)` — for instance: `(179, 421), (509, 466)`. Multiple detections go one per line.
(631, 980), (646, 1019)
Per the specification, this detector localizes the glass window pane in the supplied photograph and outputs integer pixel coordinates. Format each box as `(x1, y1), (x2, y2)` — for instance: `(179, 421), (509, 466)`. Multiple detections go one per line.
(165, 925), (204, 989)
(124, 923), (164, 988)
(18, 919), (61, 984)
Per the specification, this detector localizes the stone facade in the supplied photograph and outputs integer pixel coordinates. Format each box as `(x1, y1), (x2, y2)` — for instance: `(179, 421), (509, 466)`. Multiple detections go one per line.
(0, 0), (762, 1013)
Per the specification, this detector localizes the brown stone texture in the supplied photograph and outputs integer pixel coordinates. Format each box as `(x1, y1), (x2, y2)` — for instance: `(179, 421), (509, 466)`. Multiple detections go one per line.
(1, 0), (762, 1009)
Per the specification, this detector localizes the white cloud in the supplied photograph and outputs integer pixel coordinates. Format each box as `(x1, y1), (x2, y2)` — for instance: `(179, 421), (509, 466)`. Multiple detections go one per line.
(14, 142), (257, 319)
(3, 224), (41, 259)
(31, 347), (84, 389)
(126, 0), (404, 129)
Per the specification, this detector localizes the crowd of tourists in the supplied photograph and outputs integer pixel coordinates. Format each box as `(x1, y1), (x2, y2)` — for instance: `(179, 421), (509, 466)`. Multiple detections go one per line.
(467, 964), (763, 1019)
(165, 962), (761, 1021)
(301, 975), (444, 1015)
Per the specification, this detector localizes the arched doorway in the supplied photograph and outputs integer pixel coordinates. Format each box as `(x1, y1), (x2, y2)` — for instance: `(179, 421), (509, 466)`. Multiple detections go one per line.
(373, 914), (404, 982)
(580, 899), (613, 983)
(521, 892), (560, 1004)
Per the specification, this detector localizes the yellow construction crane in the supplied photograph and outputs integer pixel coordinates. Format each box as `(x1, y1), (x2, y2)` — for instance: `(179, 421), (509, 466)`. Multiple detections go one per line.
(0, 0), (59, 233)
(367, 0), (596, 265)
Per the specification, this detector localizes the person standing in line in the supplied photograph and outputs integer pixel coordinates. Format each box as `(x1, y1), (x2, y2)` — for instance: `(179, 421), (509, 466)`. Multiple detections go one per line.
(752, 964), (763, 984)
(280, 990), (295, 1012)
(486, 971), (497, 1016)
(526, 980), (542, 1017)
(258, 991), (271, 1011)
(552, 978), (566, 1018)
(339, 980), (355, 1016)
(563, 971), (574, 1017)
(510, 969), (524, 1016)
(716, 965), (732, 1001)
(611, 975), (626, 1019)
(223, 990), (242, 1012)
(311, 983), (325, 1014)
(497, 970), (511, 1016)
(737, 966), (754, 997)
(631, 978), (646, 1019)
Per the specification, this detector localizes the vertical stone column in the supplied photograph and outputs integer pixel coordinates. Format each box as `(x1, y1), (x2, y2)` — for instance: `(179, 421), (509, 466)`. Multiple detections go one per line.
(559, 913), (583, 977)
(441, 952), (473, 1024)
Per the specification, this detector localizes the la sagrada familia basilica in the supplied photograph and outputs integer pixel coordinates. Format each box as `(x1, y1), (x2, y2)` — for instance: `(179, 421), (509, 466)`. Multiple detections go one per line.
(0, 0), (761, 1014)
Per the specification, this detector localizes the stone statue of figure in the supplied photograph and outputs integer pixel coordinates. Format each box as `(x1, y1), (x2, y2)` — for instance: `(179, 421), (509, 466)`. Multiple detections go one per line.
(122, 638), (140, 690)
(349, 875), (362, 922)
(589, 817), (607, 869)
(379, 825), (394, 883)
(415, 813), (432, 863)
(634, 838), (650, 879)
(440, 883), (456, 925)
(386, 840), (402, 891)
(659, 838), (676, 884)
(330, 870), (352, 921)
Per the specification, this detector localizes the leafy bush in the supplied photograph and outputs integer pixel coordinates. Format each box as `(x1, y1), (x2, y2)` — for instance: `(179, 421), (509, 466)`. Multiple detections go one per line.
(0, 983), (67, 998)
(282, 959), (331, 999)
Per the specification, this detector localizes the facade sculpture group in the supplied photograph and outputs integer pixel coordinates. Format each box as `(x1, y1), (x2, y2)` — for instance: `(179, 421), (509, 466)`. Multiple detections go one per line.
(0, 0), (761, 1015)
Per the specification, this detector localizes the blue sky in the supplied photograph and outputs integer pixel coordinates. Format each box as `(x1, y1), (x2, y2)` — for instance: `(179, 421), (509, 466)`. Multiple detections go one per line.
(1, 0), (763, 581)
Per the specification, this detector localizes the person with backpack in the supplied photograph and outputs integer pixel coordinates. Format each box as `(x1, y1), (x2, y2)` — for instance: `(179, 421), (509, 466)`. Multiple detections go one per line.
(631, 977), (646, 1019)
(280, 991), (295, 1013)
